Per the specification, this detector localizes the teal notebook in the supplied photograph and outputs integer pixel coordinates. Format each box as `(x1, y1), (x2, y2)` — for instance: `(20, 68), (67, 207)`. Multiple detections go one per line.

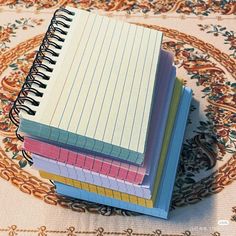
(17, 7), (165, 164)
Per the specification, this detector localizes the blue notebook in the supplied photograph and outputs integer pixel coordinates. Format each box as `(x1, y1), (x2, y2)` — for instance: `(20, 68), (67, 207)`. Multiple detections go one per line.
(55, 86), (192, 219)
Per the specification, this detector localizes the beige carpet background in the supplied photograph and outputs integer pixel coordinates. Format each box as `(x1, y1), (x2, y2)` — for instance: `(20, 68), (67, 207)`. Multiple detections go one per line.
(0, 1), (235, 235)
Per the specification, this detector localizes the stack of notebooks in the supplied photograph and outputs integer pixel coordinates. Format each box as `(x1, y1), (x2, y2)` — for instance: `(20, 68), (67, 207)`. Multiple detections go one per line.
(10, 7), (192, 219)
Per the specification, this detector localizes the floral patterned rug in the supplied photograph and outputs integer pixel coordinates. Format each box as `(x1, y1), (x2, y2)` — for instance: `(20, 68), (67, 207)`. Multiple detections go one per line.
(0, 1), (235, 235)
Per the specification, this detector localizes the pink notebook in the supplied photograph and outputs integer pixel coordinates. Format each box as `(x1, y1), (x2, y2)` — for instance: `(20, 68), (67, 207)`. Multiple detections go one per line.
(24, 137), (146, 184)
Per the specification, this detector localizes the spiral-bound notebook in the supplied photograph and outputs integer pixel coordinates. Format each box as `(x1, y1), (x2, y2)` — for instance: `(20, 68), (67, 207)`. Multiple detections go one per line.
(24, 50), (176, 185)
(14, 7), (163, 165)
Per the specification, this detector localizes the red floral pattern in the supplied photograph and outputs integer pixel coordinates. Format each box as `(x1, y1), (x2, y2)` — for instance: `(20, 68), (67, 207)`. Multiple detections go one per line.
(0, 18), (44, 54)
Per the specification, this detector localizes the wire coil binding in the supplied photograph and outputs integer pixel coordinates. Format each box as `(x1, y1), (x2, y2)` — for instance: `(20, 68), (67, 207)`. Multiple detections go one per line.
(9, 7), (75, 164)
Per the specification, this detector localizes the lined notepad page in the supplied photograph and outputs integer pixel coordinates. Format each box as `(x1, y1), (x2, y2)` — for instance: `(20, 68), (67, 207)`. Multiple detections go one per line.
(28, 7), (163, 162)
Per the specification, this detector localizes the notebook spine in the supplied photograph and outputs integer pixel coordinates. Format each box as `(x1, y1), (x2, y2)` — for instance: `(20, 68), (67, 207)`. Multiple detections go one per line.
(9, 7), (75, 164)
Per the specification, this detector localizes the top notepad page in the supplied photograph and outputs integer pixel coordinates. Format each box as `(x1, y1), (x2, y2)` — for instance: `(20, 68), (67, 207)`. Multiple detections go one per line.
(21, 7), (163, 163)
